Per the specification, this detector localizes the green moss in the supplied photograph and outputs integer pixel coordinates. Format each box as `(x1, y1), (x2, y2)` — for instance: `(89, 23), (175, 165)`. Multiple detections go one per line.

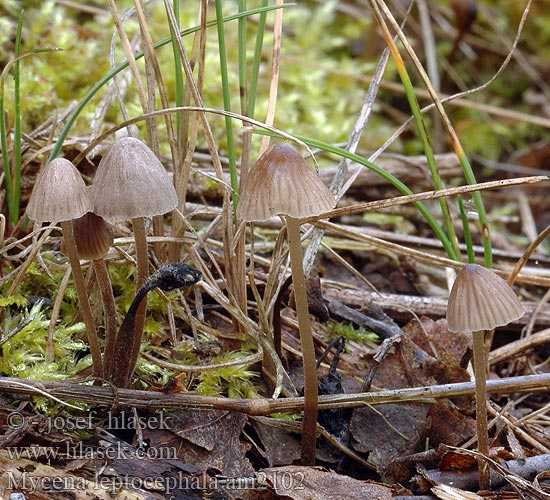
(327, 320), (378, 344)
(194, 351), (259, 398)
(0, 302), (89, 380)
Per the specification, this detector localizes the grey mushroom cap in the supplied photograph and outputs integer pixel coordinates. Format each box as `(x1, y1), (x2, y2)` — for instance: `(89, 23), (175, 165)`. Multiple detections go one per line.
(237, 143), (336, 222)
(27, 157), (93, 223)
(89, 137), (178, 220)
(446, 264), (525, 333)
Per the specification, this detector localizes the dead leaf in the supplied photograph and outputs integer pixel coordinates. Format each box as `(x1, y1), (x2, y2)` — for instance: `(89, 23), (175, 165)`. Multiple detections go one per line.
(260, 465), (392, 500)
(350, 403), (430, 481)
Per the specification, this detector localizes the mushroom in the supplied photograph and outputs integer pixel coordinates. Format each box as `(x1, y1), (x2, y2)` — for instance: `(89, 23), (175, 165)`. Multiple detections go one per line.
(237, 143), (335, 465)
(446, 264), (525, 489)
(110, 262), (202, 387)
(69, 212), (117, 378)
(88, 136), (178, 386)
(27, 158), (103, 377)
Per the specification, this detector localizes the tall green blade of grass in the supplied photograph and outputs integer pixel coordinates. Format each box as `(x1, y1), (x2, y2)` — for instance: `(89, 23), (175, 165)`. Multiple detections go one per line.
(238, 0), (248, 117)
(1, 11), (24, 227)
(458, 196), (475, 264)
(372, 11), (460, 262)
(49, 4), (288, 163)
(1, 46), (60, 228)
(11, 10), (24, 227)
(370, 0), (492, 267)
(293, 134), (458, 261)
(214, 0), (238, 208)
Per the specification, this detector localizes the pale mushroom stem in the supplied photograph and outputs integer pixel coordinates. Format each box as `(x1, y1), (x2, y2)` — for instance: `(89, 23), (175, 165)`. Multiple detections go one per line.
(126, 216), (149, 386)
(286, 216), (318, 465)
(472, 329), (490, 490)
(93, 259), (117, 379)
(59, 221), (102, 378)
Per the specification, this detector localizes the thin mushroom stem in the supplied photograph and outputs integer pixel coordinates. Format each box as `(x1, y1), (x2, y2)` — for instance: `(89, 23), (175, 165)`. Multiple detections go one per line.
(128, 216), (149, 387)
(59, 221), (102, 378)
(93, 259), (117, 379)
(472, 329), (490, 490)
(286, 216), (318, 465)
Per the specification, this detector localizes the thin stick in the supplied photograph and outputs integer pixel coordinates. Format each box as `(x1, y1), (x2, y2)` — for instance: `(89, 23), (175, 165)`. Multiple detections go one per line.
(1, 372), (549, 415)
(260, 0), (283, 155)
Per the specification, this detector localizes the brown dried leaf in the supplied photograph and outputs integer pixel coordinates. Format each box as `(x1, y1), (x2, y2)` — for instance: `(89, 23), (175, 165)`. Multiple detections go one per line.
(260, 466), (393, 500)
(428, 401), (476, 448)
(350, 403), (430, 481)
(142, 410), (253, 478)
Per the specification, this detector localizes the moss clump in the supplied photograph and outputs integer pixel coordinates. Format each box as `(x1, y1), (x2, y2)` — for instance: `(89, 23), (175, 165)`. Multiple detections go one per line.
(327, 320), (378, 344)
(0, 302), (89, 380)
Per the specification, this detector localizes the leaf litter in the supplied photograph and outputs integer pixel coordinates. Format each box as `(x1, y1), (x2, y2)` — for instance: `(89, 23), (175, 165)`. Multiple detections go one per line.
(1, 1), (550, 499)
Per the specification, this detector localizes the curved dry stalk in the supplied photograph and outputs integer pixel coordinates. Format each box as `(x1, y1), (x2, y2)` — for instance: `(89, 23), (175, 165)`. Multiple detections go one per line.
(1, 372), (549, 415)
(302, 175), (548, 224)
(141, 349), (263, 373)
(259, 0), (283, 155)
(72, 107), (317, 168)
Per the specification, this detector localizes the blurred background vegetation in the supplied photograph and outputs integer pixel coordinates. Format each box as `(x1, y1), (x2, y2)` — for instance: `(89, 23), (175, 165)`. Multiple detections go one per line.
(1, 0), (548, 162)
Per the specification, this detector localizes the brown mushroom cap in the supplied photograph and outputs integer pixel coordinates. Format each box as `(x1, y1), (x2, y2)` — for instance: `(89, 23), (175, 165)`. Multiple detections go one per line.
(88, 137), (178, 220)
(237, 143), (335, 222)
(70, 212), (114, 260)
(446, 264), (525, 333)
(27, 158), (93, 223)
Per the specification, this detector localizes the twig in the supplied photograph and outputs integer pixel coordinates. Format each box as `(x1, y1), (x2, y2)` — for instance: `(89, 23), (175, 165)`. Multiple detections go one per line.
(1, 373), (549, 415)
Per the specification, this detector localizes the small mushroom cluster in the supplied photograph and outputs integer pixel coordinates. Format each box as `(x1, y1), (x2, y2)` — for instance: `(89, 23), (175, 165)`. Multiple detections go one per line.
(27, 137), (185, 385)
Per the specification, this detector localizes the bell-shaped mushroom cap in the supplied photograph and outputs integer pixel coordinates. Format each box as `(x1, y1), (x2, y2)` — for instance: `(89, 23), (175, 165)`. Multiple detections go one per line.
(27, 158), (93, 223)
(237, 143), (335, 222)
(446, 264), (525, 333)
(71, 212), (114, 260)
(89, 137), (178, 220)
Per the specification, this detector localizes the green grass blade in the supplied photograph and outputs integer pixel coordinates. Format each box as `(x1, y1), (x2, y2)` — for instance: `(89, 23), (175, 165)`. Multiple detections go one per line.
(49, 3), (290, 163)
(293, 134), (459, 261)
(458, 196), (475, 264)
(12, 10), (24, 226)
(385, 35), (460, 263)
(238, 0), (248, 116)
